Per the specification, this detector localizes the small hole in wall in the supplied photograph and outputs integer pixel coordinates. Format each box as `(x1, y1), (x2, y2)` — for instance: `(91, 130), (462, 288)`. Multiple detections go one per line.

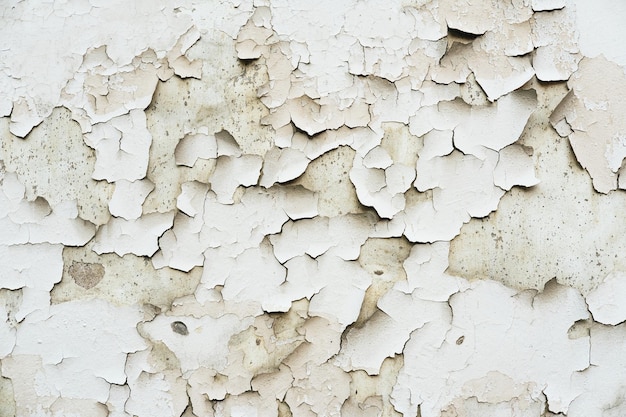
(456, 336), (465, 345)
(374, 270), (384, 275)
(171, 321), (189, 336)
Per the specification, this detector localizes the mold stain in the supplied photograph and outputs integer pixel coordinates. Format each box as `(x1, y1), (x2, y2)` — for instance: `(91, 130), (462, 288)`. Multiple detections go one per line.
(68, 261), (105, 290)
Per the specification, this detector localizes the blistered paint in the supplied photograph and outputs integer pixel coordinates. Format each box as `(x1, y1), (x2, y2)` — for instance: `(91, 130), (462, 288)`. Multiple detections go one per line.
(1, 1), (626, 416)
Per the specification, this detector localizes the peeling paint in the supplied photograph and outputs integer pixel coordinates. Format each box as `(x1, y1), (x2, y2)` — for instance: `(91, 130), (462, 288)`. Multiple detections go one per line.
(2, 1), (626, 416)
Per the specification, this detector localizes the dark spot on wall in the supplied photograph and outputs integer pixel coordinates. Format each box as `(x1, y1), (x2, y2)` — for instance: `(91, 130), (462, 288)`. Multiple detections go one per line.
(171, 321), (189, 335)
(68, 262), (105, 289)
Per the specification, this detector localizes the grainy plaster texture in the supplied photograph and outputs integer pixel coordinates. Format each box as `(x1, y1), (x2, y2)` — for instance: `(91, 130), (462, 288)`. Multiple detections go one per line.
(1, 1), (626, 416)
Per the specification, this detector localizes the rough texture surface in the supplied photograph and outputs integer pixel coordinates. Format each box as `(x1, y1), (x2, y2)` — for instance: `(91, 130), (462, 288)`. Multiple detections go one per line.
(1, 1), (626, 416)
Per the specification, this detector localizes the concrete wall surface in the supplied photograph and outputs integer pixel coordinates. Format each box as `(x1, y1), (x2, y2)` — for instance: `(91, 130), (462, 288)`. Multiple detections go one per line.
(1, 1), (626, 416)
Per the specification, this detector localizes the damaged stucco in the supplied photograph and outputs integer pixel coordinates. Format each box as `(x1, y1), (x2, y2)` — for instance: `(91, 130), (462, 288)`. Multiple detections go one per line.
(1, 0), (626, 416)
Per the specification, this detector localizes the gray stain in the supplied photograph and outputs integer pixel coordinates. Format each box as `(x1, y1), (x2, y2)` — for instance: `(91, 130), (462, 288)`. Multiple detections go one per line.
(171, 321), (189, 336)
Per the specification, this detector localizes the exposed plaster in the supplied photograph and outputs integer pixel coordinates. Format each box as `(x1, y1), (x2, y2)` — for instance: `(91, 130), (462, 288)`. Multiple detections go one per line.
(1, 0), (626, 416)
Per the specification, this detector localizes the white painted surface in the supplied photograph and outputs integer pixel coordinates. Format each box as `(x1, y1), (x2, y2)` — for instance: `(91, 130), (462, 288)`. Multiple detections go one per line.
(1, 1), (626, 416)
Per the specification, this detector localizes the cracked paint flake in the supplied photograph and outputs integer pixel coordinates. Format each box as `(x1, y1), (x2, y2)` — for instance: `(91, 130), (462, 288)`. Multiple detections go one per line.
(174, 130), (218, 168)
(0, 243), (64, 322)
(3, 299), (146, 415)
(453, 89), (537, 155)
(269, 214), (373, 263)
(449, 103), (626, 296)
(568, 323), (626, 417)
(531, 7), (581, 81)
(209, 154), (264, 204)
(93, 211), (175, 257)
(84, 110), (153, 183)
(1, 0), (196, 137)
(0, 172), (95, 246)
(550, 55), (626, 194)
(108, 179), (155, 220)
(586, 271), (626, 326)
(392, 280), (590, 416)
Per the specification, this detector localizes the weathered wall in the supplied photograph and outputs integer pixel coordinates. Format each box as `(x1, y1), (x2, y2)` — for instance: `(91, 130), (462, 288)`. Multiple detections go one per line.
(1, 1), (626, 416)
